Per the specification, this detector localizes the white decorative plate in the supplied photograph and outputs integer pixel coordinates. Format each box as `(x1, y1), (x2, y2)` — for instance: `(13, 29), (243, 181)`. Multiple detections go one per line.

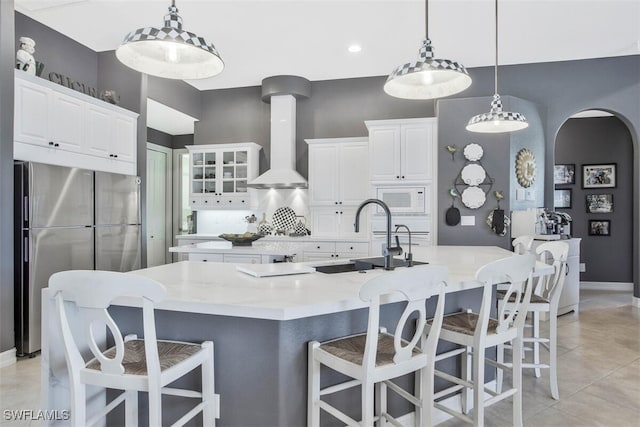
(461, 186), (486, 209)
(461, 164), (486, 186)
(463, 143), (484, 161)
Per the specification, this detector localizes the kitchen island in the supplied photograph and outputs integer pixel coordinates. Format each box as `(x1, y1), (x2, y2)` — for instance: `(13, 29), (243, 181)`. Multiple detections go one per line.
(41, 246), (548, 426)
(169, 240), (301, 264)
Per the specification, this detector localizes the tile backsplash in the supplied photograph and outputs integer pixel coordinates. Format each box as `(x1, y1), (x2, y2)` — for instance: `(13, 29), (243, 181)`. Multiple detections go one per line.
(196, 189), (309, 234)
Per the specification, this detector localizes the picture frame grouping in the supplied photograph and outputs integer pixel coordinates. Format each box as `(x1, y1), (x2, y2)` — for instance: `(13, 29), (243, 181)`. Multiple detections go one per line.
(588, 219), (611, 236)
(582, 163), (616, 189)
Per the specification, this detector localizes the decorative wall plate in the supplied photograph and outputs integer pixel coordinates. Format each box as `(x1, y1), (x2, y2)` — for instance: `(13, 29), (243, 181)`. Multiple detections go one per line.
(463, 143), (484, 161)
(461, 164), (486, 186)
(461, 186), (486, 209)
(515, 148), (536, 188)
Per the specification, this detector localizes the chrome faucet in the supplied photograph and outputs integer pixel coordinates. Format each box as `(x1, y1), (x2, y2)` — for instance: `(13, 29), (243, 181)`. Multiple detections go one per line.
(394, 224), (413, 267)
(354, 199), (402, 270)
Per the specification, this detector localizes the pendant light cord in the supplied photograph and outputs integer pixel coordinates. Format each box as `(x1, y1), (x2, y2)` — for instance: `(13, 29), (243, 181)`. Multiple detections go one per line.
(494, 0), (499, 95)
(425, 0), (429, 38)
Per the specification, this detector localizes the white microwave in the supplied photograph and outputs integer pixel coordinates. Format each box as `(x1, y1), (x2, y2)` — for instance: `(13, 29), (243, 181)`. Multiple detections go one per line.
(375, 186), (428, 214)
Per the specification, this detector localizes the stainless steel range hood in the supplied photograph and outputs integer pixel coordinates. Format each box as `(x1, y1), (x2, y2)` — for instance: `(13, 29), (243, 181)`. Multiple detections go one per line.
(248, 76), (310, 189)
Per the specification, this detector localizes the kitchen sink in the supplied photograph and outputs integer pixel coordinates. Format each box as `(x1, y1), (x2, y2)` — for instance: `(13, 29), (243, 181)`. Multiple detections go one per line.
(314, 262), (372, 274)
(314, 257), (428, 274)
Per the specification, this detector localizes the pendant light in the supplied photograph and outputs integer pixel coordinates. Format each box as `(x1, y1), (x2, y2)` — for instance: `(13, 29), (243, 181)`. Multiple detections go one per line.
(116, 1), (224, 80)
(466, 0), (528, 133)
(383, 0), (471, 100)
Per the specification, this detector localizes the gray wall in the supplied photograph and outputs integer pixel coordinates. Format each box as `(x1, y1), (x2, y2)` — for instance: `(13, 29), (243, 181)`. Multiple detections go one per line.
(436, 96), (544, 249)
(555, 117), (633, 283)
(15, 12), (97, 89)
(1, 0), (15, 354)
(148, 76), (201, 121)
(147, 127), (172, 149)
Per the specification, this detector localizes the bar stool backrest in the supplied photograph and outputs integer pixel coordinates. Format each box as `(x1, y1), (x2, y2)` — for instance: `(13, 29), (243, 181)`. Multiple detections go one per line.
(512, 235), (534, 254)
(535, 241), (569, 305)
(358, 265), (447, 370)
(49, 270), (166, 378)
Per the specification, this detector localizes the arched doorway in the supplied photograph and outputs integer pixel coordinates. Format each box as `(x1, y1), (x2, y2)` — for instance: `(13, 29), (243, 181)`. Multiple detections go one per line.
(554, 110), (634, 291)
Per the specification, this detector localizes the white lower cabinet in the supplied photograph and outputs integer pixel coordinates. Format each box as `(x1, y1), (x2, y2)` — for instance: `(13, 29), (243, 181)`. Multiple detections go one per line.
(302, 241), (368, 262)
(310, 206), (368, 239)
(187, 253), (285, 263)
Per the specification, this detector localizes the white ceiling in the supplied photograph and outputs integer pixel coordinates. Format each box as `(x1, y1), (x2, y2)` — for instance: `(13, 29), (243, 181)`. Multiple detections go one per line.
(15, 0), (640, 92)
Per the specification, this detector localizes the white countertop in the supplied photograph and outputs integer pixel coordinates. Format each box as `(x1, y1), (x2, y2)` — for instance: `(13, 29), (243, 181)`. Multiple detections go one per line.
(128, 246), (546, 321)
(175, 233), (370, 243)
(169, 240), (300, 256)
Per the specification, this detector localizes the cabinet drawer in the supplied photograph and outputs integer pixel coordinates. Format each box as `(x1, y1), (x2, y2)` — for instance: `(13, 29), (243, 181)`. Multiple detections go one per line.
(303, 242), (336, 253)
(189, 253), (223, 262)
(223, 254), (262, 264)
(335, 242), (369, 254)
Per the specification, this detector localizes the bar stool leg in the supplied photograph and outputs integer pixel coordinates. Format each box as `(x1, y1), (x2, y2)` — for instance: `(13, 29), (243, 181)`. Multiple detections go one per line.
(473, 347), (485, 427)
(307, 342), (320, 427)
(362, 380), (375, 426)
(461, 346), (472, 415)
(512, 336), (524, 427)
(496, 342), (505, 394)
(532, 312), (541, 378)
(124, 390), (138, 426)
(549, 313), (560, 400)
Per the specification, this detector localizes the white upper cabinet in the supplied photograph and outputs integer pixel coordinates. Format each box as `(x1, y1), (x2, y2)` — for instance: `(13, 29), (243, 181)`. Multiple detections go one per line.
(14, 71), (139, 175)
(306, 137), (369, 206)
(186, 143), (261, 210)
(366, 118), (436, 183)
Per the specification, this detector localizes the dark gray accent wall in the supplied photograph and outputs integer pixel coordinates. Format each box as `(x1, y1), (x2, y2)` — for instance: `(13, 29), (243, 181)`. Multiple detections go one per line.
(1, 0), (15, 354)
(147, 76), (201, 120)
(555, 117), (633, 283)
(196, 76), (436, 177)
(15, 12), (97, 90)
(172, 133), (194, 149)
(147, 127), (172, 149)
(436, 96), (544, 249)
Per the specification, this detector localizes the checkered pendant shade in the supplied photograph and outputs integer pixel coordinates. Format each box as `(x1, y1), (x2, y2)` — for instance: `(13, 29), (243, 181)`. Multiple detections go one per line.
(384, 38), (472, 100)
(466, 94), (529, 133)
(116, 3), (224, 80)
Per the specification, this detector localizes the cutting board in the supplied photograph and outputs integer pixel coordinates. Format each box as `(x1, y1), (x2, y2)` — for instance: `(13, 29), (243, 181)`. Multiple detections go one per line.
(236, 263), (316, 277)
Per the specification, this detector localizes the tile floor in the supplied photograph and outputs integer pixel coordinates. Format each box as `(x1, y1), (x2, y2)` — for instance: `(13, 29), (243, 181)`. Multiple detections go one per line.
(0, 290), (638, 426)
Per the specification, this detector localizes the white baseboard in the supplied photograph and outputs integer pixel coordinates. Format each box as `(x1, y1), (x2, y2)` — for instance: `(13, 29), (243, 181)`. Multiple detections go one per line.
(395, 380), (498, 426)
(633, 296), (640, 308)
(580, 281), (634, 291)
(0, 347), (17, 368)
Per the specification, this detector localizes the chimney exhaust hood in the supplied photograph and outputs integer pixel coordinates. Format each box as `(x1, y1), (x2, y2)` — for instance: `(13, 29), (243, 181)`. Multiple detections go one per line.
(247, 76), (310, 189)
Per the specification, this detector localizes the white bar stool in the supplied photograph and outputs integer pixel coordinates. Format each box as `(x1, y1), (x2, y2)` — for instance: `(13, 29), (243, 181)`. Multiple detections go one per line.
(497, 241), (569, 400)
(50, 270), (219, 427)
(512, 235), (534, 254)
(425, 254), (536, 427)
(307, 265), (447, 427)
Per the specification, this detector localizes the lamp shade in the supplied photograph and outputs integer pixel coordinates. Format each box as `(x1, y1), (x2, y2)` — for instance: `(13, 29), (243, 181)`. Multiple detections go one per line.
(466, 94), (529, 133)
(116, 3), (224, 80)
(384, 38), (472, 100)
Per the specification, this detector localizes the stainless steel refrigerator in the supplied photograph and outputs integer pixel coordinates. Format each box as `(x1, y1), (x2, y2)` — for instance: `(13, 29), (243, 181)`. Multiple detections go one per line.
(14, 162), (141, 356)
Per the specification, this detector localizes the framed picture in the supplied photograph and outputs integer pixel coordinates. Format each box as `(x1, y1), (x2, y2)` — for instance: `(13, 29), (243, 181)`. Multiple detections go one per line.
(554, 189), (572, 209)
(582, 164), (616, 188)
(586, 194), (613, 213)
(554, 164), (575, 185)
(588, 219), (611, 236)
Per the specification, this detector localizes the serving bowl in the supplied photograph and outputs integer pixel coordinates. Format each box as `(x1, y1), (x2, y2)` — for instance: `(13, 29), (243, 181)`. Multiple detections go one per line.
(219, 233), (264, 246)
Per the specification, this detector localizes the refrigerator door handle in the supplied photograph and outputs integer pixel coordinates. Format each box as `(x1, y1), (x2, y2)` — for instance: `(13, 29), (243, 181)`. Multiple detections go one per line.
(24, 196), (28, 223)
(24, 236), (29, 262)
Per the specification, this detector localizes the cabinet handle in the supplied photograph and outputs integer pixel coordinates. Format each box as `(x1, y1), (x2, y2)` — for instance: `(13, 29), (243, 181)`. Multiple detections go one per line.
(330, 254), (334, 258)
(340, 211), (343, 214)
(113, 154), (118, 158)
(335, 254), (339, 258)
(217, 200), (220, 203)
(396, 175), (400, 179)
(339, 201), (343, 204)
(335, 201), (338, 205)
(401, 175), (405, 179)
(350, 246), (354, 250)
(335, 211), (339, 214)
(241, 200), (245, 203)
(48, 141), (54, 146)
(204, 200), (208, 203)
(317, 246), (320, 249)
(566, 264), (569, 275)
(54, 143), (59, 147)
(109, 154), (114, 157)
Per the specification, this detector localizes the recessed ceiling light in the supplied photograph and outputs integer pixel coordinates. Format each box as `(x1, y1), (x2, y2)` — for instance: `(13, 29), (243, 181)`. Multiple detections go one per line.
(348, 44), (362, 53)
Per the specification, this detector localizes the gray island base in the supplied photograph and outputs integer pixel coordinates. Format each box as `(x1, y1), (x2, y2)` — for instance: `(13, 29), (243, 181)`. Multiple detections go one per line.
(41, 246), (549, 426)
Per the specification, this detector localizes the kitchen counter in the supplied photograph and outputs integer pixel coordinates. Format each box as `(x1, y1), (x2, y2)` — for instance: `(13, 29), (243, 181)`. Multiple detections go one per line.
(175, 233), (370, 243)
(42, 246), (551, 426)
(168, 240), (300, 257)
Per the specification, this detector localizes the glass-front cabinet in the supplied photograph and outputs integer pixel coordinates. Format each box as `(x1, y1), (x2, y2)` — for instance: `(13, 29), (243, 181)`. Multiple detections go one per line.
(186, 143), (261, 209)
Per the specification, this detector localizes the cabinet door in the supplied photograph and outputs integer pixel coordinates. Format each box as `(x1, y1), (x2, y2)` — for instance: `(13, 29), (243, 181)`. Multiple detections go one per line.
(339, 143), (369, 204)
(369, 126), (401, 182)
(310, 208), (340, 237)
(112, 114), (137, 163)
(337, 206), (366, 239)
(14, 78), (50, 146)
(85, 104), (114, 159)
(559, 255), (580, 313)
(189, 253), (224, 262)
(302, 253), (335, 262)
(49, 91), (84, 153)
(401, 123), (433, 181)
(308, 144), (339, 205)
